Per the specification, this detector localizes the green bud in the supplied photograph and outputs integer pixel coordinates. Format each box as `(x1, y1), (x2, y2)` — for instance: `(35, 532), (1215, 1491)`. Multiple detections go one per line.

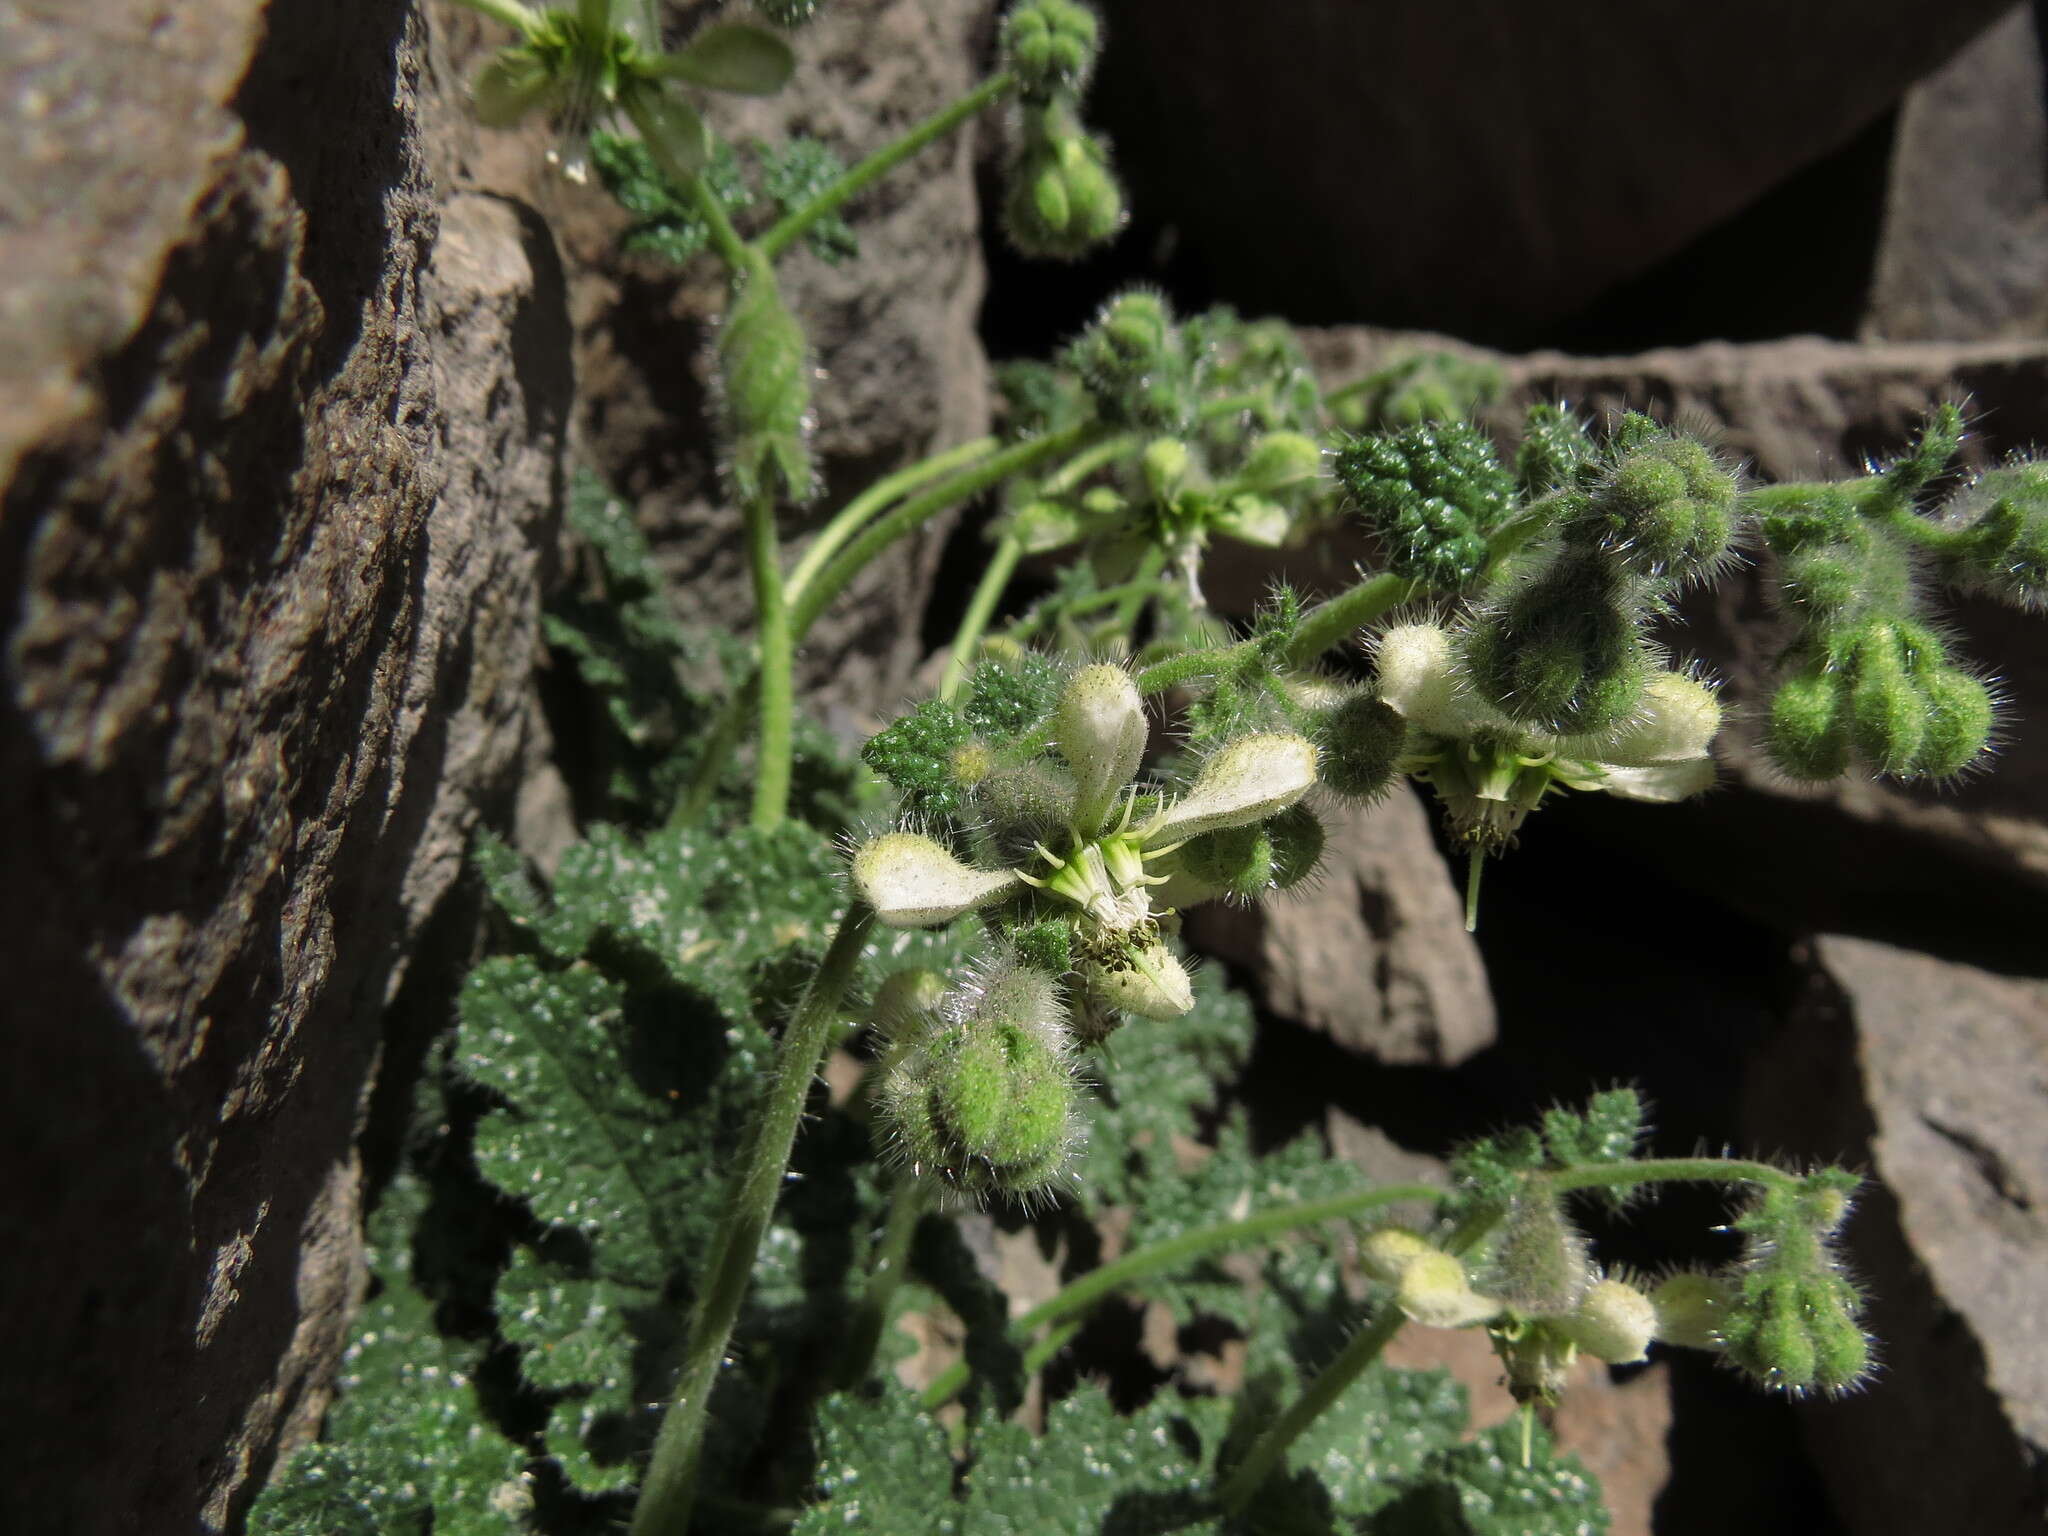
(1765, 664), (1851, 781)
(974, 760), (1077, 866)
(999, 0), (1100, 99)
(1262, 803), (1326, 890)
(1932, 460), (2048, 609)
(1462, 554), (1648, 734)
(1650, 1270), (1734, 1351)
(1360, 1227), (1435, 1286)
(1065, 288), (1189, 432)
(1312, 686), (1408, 802)
(1912, 665), (1995, 777)
(1517, 402), (1595, 497)
(1176, 821), (1274, 902)
(1575, 430), (1740, 582)
(718, 257), (815, 504)
(1848, 626), (1928, 776)
(1397, 1249), (1503, 1329)
(1486, 1192), (1590, 1314)
(869, 967), (947, 1044)
(879, 961), (1080, 1201)
(1721, 1171), (1873, 1396)
(1004, 111), (1124, 261)
(1054, 663), (1147, 836)
(1141, 436), (1193, 505)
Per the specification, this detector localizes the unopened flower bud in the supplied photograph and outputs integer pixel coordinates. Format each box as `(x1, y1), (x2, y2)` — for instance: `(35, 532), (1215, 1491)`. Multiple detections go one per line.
(1559, 1277), (1657, 1364)
(1397, 1249), (1503, 1329)
(999, 0), (1100, 99)
(1313, 686), (1408, 801)
(1055, 663), (1147, 836)
(1650, 1271), (1734, 1351)
(1487, 1192), (1590, 1314)
(718, 258), (815, 505)
(1766, 664), (1851, 781)
(852, 832), (1018, 928)
(1360, 1227), (1435, 1286)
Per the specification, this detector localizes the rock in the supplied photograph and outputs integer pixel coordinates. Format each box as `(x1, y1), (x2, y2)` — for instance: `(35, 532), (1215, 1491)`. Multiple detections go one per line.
(1747, 936), (2048, 1535)
(0, 3), (567, 1531)
(1864, 3), (2048, 342)
(1187, 788), (1496, 1066)
(428, 0), (995, 720)
(1090, 0), (2011, 342)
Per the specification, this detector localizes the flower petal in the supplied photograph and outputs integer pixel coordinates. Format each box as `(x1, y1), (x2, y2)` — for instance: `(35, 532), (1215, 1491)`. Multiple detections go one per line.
(1145, 732), (1317, 845)
(851, 832), (1019, 928)
(1598, 756), (1716, 803)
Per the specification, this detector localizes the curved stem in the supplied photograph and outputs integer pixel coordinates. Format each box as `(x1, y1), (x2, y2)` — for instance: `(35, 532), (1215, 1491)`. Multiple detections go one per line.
(939, 531), (1024, 701)
(759, 74), (1016, 261)
(1218, 1300), (1407, 1513)
(624, 92), (749, 273)
(794, 424), (1104, 639)
(452, 0), (542, 31)
(918, 1179), (1440, 1411)
(743, 485), (795, 831)
(630, 905), (875, 1536)
(787, 437), (999, 606)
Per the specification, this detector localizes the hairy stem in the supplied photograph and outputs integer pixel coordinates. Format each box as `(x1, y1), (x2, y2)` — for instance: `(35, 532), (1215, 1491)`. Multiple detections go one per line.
(1218, 1301), (1408, 1512)
(759, 73), (1016, 261)
(787, 437), (999, 606)
(793, 424), (1105, 637)
(743, 485), (795, 831)
(939, 531), (1025, 701)
(918, 1179), (1440, 1410)
(631, 905), (876, 1536)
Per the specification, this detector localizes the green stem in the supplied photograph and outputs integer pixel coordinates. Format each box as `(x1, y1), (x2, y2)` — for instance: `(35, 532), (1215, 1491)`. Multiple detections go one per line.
(1542, 1156), (1789, 1197)
(630, 905), (876, 1536)
(1019, 1318), (1084, 1379)
(1284, 571), (1417, 666)
(1112, 545), (1168, 632)
(743, 484), (795, 831)
(787, 437), (999, 606)
(759, 74), (1017, 261)
(624, 92), (750, 273)
(939, 531), (1024, 701)
(669, 683), (751, 828)
(837, 1176), (932, 1386)
(794, 424), (1104, 638)
(1218, 1300), (1407, 1513)
(918, 1179), (1440, 1411)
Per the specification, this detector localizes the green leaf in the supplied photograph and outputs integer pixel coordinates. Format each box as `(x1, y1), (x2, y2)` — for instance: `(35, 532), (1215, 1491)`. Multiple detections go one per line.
(247, 1177), (527, 1536)
(1374, 1422), (1610, 1536)
(757, 136), (858, 262)
(655, 22), (796, 94)
(963, 1386), (1224, 1535)
(794, 1386), (960, 1535)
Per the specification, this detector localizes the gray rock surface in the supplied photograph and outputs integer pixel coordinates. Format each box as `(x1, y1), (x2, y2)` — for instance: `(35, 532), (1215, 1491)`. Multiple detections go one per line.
(1187, 788), (1496, 1066)
(1748, 936), (2048, 1534)
(1091, 0), (2011, 340)
(1864, 3), (2048, 343)
(431, 0), (994, 722)
(0, 3), (568, 1531)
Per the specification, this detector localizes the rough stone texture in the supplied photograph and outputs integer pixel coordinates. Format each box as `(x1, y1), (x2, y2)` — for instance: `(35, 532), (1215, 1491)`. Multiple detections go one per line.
(430, 0), (995, 723)
(1294, 329), (2048, 925)
(1863, 3), (2048, 343)
(1188, 789), (1496, 1066)
(1090, 0), (2012, 341)
(0, 3), (568, 1532)
(1748, 937), (2048, 1534)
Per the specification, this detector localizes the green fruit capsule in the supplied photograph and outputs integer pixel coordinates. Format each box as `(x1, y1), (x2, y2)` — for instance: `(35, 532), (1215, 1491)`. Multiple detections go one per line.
(1766, 665), (1851, 781)
(1314, 687), (1407, 802)
(718, 258), (815, 504)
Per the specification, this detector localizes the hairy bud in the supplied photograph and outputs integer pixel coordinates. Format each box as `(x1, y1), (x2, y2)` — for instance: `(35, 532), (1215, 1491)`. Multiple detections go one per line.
(1004, 105), (1124, 261)
(1721, 1171), (1873, 1397)
(1397, 1249), (1504, 1329)
(1486, 1191), (1591, 1314)
(1311, 686), (1408, 801)
(1559, 1276), (1657, 1364)
(1517, 403), (1595, 498)
(1765, 664), (1851, 781)
(1650, 1271), (1735, 1351)
(999, 0), (1100, 99)
(1462, 553), (1648, 734)
(718, 257), (815, 504)
(1065, 288), (1188, 431)
(1574, 424), (1740, 582)
(1055, 663), (1147, 835)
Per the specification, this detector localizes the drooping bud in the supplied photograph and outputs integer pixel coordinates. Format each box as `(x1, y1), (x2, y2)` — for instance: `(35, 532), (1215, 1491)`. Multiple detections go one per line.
(1558, 1277), (1658, 1364)
(1054, 663), (1147, 836)
(1262, 803), (1326, 890)
(1912, 665), (1995, 777)
(1175, 821), (1274, 902)
(718, 255), (815, 504)
(1765, 664), (1851, 781)
(1848, 625), (1928, 776)
(1147, 733), (1318, 844)
(1003, 104), (1124, 261)
(1720, 1171), (1874, 1397)
(851, 832), (1019, 928)
(1462, 552), (1648, 734)
(1931, 459), (2048, 610)
(879, 960), (1081, 1201)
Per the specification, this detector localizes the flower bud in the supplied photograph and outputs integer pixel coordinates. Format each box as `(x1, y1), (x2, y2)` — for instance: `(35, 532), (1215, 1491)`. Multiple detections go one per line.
(1517, 402), (1594, 497)
(1932, 460), (2048, 609)
(1065, 289), (1188, 432)
(1140, 436), (1192, 505)
(999, 0), (1101, 99)
(851, 832), (1019, 928)
(718, 258), (815, 504)
(1577, 429), (1739, 582)
(1573, 670), (1720, 767)
(1559, 1277), (1657, 1364)
(1054, 663), (1147, 836)
(1374, 622), (1489, 738)
(1262, 803), (1326, 890)
(1397, 1249), (1503, 1329)
(1486, 1192), (1590, 1314)
(1148, 733), (1318, 844)
(880, 963), (1081, 1201)
(1312, 687), (1408, 801)
(1175, 822), (1274, 902)
(1360, 1227), (1435, 1286)
(1080, 937), (1193, 1020)
(1003, 114), (1124, 261)
(1911, 665), (1995, 777)
(1649, 1271), (1734, 1351)
(1462, 553), (1648, 734)
(1848, 625), (1928, 777)
(1765, 664), (1851, 781)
